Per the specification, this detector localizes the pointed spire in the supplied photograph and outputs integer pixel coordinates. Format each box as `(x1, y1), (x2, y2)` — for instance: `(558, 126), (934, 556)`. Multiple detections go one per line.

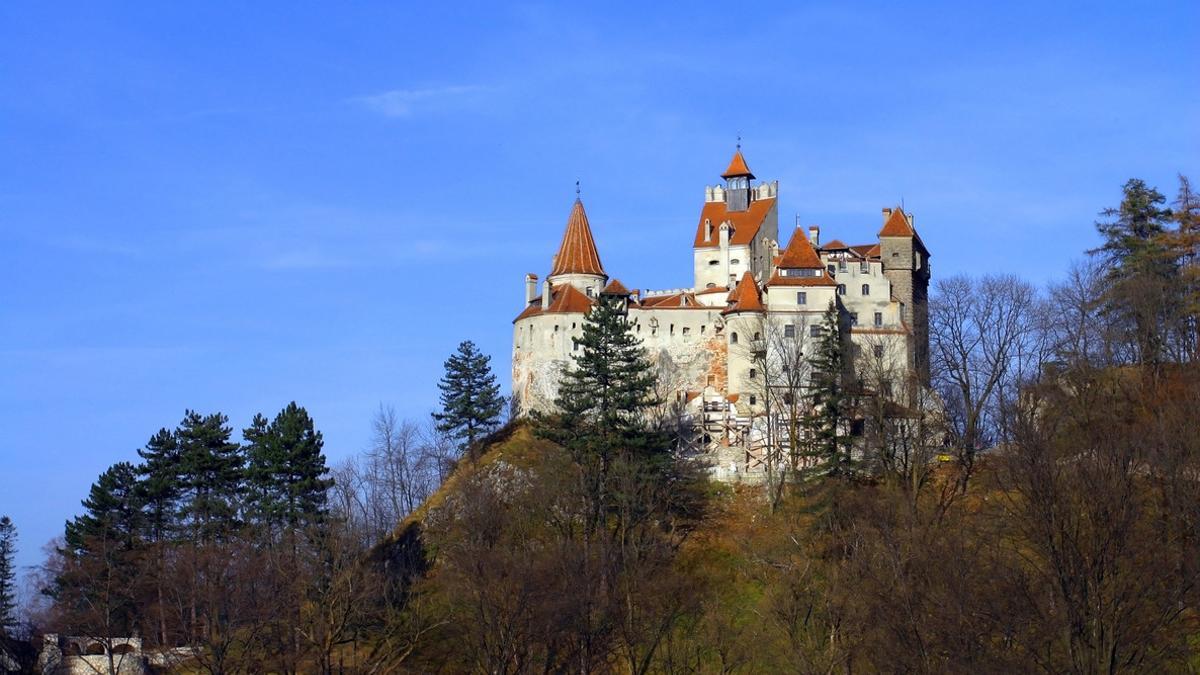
(777, 227), (824, 269)
(723, 271), (765, 314)
(549, 199), (606, 277)
(721, 147), (755, 179)
(879, 206), (917, 237)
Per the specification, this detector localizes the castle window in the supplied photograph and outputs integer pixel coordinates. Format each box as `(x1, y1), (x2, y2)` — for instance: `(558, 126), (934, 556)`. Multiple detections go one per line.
(753, 332), (761, 341)
(837, 284), (846, 295)
(706, 282), (716, 288)
(874, 312), (883, 327)
(860, 261), (869, 273)
(850, 312), (858, 326)
(586, 287), (594, 297)
(797, 292), (807, 305)
(749, 395), (757, 405)
(730, 258), (740, 265)
(701, 325), (706, 334)
(682, 327), (691, 336)
(827, 264), (836, 276)
(839, 260), (847, 272)
(749, 368), (757, 379)
(573, 340), (579, 351)
(873, 345), (884, 358)
(784, 324), (795, 339)
(709, 259), (719, 266)
(730, 332), (738, 344)
(861, 284), (870, 296)
(810, 325), (821, 337)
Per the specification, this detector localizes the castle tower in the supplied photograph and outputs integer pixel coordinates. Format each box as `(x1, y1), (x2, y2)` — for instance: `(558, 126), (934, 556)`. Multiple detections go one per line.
(878, 207), (931, 383)
(547, 197), (608, 298)
(694, 148), (779, 290)
(721, 148), (754, 212)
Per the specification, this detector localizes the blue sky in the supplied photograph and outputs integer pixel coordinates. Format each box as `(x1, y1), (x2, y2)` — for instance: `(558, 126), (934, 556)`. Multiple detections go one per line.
(1, 2), (1197, 573)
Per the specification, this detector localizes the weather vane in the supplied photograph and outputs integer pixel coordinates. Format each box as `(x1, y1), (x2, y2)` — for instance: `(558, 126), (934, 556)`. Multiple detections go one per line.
(575, 179), (581, 197)
(736, 133), (741, 150)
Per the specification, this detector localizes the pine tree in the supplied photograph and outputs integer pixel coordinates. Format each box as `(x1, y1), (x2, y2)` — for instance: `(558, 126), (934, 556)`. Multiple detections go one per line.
(64, 462), (143, 556)
(176, 411), (244, 542)
(136, 428), (181, 544)
(59, 462), (144, 638)
(432, 340), (505, 454)
(0, 516), (16, 635)
(803, 303), (852, 475)
(1093, 179), (1181, 365)
(536, 292), (666, 466)
(244, 402), (332, 532)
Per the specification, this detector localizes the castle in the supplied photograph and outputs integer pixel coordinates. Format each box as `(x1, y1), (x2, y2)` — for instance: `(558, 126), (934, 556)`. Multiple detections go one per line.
(512, 149), (930, 480)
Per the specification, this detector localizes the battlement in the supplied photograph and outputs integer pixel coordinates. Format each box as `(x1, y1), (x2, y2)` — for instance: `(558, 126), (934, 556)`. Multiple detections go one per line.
(704, 180), (778, 203)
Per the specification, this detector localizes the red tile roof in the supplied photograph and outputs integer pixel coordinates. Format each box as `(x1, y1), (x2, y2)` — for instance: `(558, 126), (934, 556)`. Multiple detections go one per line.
(693, 198), (776, 247)
(512, 283), (595, 322)
(723, 271), (765, 314)
(635, 292), (709, 309)
(721, 149), (754, 179)
(879, 207), (916, 237)
(549, 199), (606, 277)
(776, 227), (824, 269)
(850, 243), (881, 259)
(821, 239), (849, 250)
(696, 285), (730, 295)
(601, 278), (631, 296)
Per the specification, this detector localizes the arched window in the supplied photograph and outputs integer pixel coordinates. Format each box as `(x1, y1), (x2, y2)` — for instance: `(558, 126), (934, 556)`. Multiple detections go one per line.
(730, 332), (739, 344)
(861, 284), (870, 296)
(749, 368), (757, 379)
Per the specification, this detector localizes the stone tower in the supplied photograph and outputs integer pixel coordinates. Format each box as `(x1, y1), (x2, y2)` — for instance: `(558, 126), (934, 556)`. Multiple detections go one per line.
(878, 207), (931, 383)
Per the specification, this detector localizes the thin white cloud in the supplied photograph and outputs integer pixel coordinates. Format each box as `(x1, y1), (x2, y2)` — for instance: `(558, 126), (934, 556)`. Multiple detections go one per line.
(354, 85), (489, 117)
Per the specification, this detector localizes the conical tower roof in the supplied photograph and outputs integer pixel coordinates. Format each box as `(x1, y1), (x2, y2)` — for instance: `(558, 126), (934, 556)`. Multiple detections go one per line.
(549, 199), (606, 277)
(721, 148), (755, 179)
(777, 227), (824, 269)
(723, 271), (765, 314)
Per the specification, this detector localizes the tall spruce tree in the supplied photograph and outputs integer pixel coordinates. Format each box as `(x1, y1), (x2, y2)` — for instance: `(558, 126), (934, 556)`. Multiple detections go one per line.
(803, 303), (852, 475)
(176, 411), (244, 542)
(1093, 179), (1181, 365)
(64, 462), (143, 556)
(432, 340), (505, 454)
(0, 516), (16, 635)
(244, 402), (332, 532)
(536, 291), (665, 465)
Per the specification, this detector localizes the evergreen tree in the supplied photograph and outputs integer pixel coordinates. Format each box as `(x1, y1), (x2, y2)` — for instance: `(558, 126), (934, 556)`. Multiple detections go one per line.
(1093, 179), (1181, 364)
(176, 411), (244, 542)
(64, 462), (143, 556)
(432, 340), (505, 454)
(59, 462), (144, 637)
(803, 303), (852, 475)
(0, 516), (16, 635)
(536, 292), (666, 466)
(136, 428), (181, 544)
(244, 402), (333, 532)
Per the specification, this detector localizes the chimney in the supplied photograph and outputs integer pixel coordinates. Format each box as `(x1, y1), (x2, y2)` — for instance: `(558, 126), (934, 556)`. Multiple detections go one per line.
(525, 273), (538, 304)
(906, 212), (915, 228)
(541, 280), (551, 309)
(808, 226), (820, 246)
(882, 207), (892, 225)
